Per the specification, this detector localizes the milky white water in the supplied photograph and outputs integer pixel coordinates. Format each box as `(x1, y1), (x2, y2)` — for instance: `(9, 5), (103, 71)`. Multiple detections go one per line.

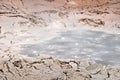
(20, 29), (120, 66)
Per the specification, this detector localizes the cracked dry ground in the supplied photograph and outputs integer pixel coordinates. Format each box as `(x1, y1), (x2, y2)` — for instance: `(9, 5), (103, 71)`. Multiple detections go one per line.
(0, 54), (120, 80)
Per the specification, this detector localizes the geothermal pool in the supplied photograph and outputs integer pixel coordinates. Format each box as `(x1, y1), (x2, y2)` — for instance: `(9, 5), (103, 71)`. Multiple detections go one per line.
(20, 29), (120, 66)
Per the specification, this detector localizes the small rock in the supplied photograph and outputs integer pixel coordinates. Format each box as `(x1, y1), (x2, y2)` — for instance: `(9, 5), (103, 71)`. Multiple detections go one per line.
(69, 62), (78, 69)
(86, 64), (103, 74)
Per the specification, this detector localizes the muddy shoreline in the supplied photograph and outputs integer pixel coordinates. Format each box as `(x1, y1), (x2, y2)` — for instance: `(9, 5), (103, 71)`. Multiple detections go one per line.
(0, 53), (120, 80)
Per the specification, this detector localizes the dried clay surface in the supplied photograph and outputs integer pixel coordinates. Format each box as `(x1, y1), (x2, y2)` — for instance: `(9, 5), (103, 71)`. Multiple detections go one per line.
(0, 53), (120, 80)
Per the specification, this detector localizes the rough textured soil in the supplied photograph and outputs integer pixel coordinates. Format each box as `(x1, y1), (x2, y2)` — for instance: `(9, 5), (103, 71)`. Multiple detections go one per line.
(0, 53), (120, 80)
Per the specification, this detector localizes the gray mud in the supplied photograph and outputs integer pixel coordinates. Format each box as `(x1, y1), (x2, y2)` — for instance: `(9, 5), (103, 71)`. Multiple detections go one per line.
(21, 29), (120, 66)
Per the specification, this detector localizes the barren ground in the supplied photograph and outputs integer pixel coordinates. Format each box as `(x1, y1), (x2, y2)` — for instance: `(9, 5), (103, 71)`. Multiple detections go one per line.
(0, 0), (120, 80)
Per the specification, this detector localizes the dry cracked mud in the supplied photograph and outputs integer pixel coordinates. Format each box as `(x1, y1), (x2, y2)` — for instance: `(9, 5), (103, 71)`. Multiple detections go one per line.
(0, 53), (120, 80)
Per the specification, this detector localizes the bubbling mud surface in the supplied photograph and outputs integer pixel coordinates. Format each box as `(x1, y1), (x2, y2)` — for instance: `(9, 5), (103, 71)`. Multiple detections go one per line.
(21, 29), (120, 66)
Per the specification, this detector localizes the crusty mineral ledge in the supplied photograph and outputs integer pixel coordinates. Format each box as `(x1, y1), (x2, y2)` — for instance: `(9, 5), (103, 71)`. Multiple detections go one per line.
(0, 53), (120, 80)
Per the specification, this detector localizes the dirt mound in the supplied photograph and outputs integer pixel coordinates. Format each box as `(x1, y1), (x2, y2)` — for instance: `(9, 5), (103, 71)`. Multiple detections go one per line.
(79, 18), (105, 27)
